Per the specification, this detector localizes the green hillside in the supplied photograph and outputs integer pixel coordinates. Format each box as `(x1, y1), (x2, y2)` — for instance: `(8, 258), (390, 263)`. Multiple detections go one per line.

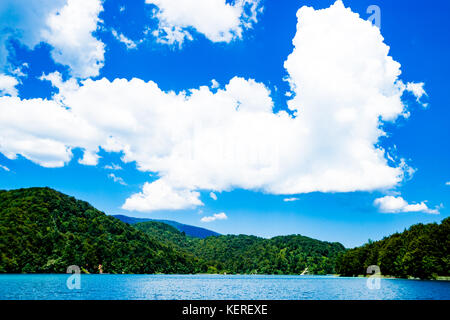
(0, 187), (201, 274)
(134, 220), (190, 248)
(135, 221), (346, 275)
(335, 218), (450, 279)
(7, 187), (446, 279)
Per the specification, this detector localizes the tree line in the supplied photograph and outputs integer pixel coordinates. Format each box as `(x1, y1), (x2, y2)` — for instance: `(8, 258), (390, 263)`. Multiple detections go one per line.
(135, 221), (346, 275)
(0, 187), (345, 275)
(1, 187), (448, 279)
(0, 187), (201, 274)
(335, 217), (450, 279)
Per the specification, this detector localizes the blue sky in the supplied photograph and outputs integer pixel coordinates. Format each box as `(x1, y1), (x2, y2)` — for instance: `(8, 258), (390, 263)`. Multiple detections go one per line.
(0, 0), (449, 247)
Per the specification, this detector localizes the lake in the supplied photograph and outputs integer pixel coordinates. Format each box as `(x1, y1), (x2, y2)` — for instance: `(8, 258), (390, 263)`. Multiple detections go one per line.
(0, 274), (449, 300)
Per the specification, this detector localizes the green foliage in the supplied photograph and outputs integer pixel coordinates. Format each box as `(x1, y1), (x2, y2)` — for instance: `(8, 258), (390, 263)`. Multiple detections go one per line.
(134, 220), (190, 248)
(0, 187), (201, 274)
(335, 218), (450, 279)
(16, 187), (450, 277)
(0, 187), (346, 275)
(135, 221), (346, 275)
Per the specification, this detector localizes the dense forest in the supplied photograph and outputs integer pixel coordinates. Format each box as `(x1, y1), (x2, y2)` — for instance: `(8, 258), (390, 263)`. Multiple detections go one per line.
(0, 187), (345, 275)
(1, 187), (448, 279)
(135, 221), (345, 275)
(0, 188), (202, 274)
(335, 217), (450, 279)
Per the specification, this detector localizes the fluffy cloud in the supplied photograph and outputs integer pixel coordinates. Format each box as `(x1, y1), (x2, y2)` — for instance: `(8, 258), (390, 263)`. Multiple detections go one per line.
(0, 0), (104, 78)
(374, 196), (439, 214)
(402, 82), (428, 107)
(146, 0), (262, 45)
(446, 182), (450, 186)
(0, 1), (427, 211)
(0, 164), (10, 172)
(270, 0), (414, 195)
(283, 197), (299, 202)
(210, 192), (218, 200)
(108, 173), (127, 186)
(405, 82), (427, 101)
(0, 74), (18, 96)
(0, 98), (73, 167)
(0, 0), (63, 69)
(201, 212), (227, 223)
(78, 149), (100, 165)
(123, 179), (203, 211)
(41, 0), (104, 78)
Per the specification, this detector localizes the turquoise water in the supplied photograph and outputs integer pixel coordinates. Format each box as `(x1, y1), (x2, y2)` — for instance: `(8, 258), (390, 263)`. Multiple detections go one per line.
(0, 274), (449, 300)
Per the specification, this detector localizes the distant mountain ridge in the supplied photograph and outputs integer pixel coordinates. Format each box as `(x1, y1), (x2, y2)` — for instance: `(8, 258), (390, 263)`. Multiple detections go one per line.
(112, 214), (220, 239)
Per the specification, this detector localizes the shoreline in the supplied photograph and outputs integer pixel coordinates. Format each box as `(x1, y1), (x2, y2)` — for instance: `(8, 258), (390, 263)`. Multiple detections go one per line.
(1, 273), (449, 281)
(342, 274), (450, 281)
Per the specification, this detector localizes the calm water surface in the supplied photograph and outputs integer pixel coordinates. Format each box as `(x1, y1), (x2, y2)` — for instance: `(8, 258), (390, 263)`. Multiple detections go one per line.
(0, 274), (449, 300)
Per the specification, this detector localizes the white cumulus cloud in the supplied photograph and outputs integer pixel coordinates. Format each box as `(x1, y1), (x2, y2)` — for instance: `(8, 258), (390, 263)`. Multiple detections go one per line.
(0, 0), (64, 70)
(374, 196), (439, 214)
(146, 0), (262, 45)
(201, 212), (227, 222)
(0, 164), (10, 172)
(405, 82), (427, 102)
(0, 0), (104, 78)
(0, 74), (18, 96)
(123, 179), (203, 211)
(0, 1), (429, 212)
(41, 0), (105, 78)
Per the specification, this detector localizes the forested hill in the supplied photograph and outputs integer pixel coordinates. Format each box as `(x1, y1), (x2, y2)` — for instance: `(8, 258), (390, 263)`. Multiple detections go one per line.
(112, 214), (220, 238)
(0, 187), (347, 275)
(0, 187), (202, 274)
(2, 187), (448, 278)
(135, 221), (346, 275)
(335, 218), (450, 279)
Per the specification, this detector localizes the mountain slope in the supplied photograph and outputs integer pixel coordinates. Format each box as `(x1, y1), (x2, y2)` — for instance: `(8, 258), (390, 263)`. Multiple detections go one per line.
(134, 220), (189, 248)
(0, 187), (201, 274)
(112, 214), (220, 238)
(135, 221), (346, 275)
(188, 234), (346, 275)
(335, 218), (450, 279)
